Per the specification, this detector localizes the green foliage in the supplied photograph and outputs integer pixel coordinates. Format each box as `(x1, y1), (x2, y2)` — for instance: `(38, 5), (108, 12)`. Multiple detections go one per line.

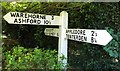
(3, 46), (68, 70)
(2, 2), (120, 70)
(104, 27), (120, 58)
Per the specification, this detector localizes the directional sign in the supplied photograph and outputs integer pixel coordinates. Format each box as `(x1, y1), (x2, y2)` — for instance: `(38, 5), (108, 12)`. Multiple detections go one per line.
(3, 12), (61, 25)
(44, 28), (59, 37)
(66, 29), (113, 46)
(44, 28), (113, 46)
(3, 11), (114, 69)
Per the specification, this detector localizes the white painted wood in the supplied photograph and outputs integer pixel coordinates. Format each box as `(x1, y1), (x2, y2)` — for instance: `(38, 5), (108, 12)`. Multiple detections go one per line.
(3, 12), (61, 25)
(66, 29), (113, 46)
(44, 28), (113, 45)
(58, 11), (68, 69)
(44, 28), (59, 37)
(3, 11), (113, 70)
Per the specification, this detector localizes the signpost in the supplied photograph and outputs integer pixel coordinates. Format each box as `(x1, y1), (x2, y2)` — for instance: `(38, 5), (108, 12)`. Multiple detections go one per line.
(3, 11), (113, 69)
(44, 28), (113, 46)
(3, 11), (68, 69)
(3, 12), (61, 26)
(44, 28), (59, 37)
(58, 11), (68, 69)
(66, 29), (113, 46)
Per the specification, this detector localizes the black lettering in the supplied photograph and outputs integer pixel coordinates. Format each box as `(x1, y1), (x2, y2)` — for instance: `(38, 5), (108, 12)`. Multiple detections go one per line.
(73, 30), (77, 34)
(73, 30), (75, 34)
(37, 20), (41, 24)
(69, 34), (71, 39)
(18, 18), (21, 23)
(75, 35), (78, 40)
(66, 34), (87, 42)
(10, 12), (16, 17)
(43, 16), (46, 19)
(14, 18), (18, 23)
(16, 13), (19, 17)
(91, 37), (97, 43)
(91, 37), (94, 43)
(77, 30), (85, 35)
(36, 15), (39, 18)
(52, 16), (54, 20)
(25, 13), (27, 18)
(73, 30), (84, 35)
(81, 36), (84, 41)
(30, 19), (33, 24)
(69, 35), (71, 39)
(84, 37), (87, 41)
(20, 13), (23, 18)
(95, 39), (97, 43)
(44, 20), (49, 24)
(27, 19), (29, 23)
(32, 14), (36, 18)
(57, 33), (59, 36)
(73, 35), (75, 40)
(80, 30), (83, 35)
(28, 14), (32, 18)
(77, 30), (79, 34)
(33, 19), (37, 23)
(22, 19), (26, 23)
(91, 31), (94, 36)
(83, 30), (85, 35)
(95, 33), (97, 36)
(79, 36), (83, 41)
(10, 12), (20, 17)
(78, 35), (81, 41)
(67, 30), (69, 33)
(78, 35), (87, 42)
(40, 15), (46, 19)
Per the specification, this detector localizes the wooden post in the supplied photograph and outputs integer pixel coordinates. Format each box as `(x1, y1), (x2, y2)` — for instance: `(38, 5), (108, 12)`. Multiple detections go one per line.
(58, 11), (68, 69)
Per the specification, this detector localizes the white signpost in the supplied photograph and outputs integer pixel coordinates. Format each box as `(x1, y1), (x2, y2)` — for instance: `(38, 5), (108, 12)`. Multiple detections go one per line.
(44, 28), (113, 46)
(3, 11), (113, 69)
(44, 28), (59, 37)
(3, 12), (61, 25)
(3, 11), (68, 69)
(66, 29), (113, 46)
(58, 11), (68, 68)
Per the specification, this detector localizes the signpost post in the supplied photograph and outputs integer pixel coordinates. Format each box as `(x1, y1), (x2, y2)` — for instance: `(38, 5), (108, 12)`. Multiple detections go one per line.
(58, 11), (68, 69)
(3, 11), (113, 69)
